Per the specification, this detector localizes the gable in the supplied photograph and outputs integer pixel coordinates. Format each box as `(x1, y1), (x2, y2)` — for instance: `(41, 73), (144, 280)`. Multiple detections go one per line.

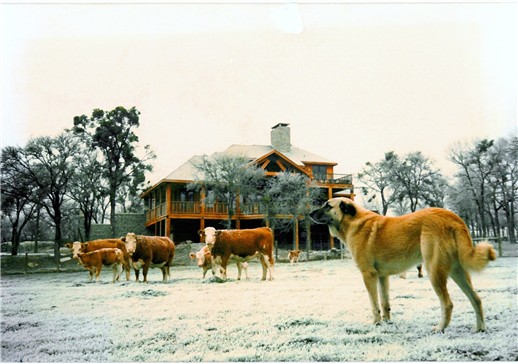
(252, 150), (310, 176)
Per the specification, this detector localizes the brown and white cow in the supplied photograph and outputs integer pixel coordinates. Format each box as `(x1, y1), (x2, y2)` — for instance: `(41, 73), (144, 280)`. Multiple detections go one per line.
(189, 245), (249, 280)
(199, 227), (274, 281)
(288, 250), (301, 265)
(65, 239), (131, 281)
(76, 248), (124, 283)
(123, 233), (175, 283)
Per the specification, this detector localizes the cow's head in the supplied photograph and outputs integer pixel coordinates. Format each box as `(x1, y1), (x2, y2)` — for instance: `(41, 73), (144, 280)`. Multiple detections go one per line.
(67, 241), (84, 259)
(199, 227), (217, 246)
(189, 246), (211, 267)
(124, 233), (138, 254)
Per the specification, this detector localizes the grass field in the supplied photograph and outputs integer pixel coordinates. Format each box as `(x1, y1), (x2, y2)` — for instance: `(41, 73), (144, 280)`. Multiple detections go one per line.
(1, 255), (517, 362)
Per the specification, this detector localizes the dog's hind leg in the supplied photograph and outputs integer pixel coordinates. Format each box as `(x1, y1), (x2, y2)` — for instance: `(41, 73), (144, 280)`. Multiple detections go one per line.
(450, 265), (485, 332)
(361, 270), (382, 324)
(428, 267), (453, 332)
(378, 275), (391, 321)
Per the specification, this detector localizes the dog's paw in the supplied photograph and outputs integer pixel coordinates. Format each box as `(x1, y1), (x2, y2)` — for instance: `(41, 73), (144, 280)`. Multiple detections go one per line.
(432, 326), (445, 334)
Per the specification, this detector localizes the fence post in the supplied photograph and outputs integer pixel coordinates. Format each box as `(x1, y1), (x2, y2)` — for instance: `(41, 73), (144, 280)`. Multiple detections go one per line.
(25, 253), (28, 274)
(497, 237), (503, 257)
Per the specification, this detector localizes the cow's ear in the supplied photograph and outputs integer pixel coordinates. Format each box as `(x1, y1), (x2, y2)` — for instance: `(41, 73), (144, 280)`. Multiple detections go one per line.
(65, 243), (72, 249)
(215, 231), (222, 236)
(339, 201), (356, 216)
(121, 237), (126, 242)
(83, 243), (89, 249)
(189, 253), (196, 259)
(198, 230), (203, 236)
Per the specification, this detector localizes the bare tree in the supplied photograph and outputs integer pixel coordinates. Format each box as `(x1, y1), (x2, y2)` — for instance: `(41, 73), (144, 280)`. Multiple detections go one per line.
(449, 139), (496, 237)
(67, 149), (108, 241)
(1, 146), (38, 255)
(357, 152), (401, 215)
(14, 133), (78, 259)
(358, 151), (447, 215)
(263, 172), (321, 259)
(190, 154), (265, 228)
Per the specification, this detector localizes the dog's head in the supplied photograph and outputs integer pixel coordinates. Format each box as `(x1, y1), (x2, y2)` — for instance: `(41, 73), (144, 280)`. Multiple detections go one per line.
(310, 198), (357, 229)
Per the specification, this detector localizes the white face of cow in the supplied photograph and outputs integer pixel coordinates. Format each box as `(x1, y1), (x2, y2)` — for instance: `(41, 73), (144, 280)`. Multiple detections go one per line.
(202, 227), (217, 245)
(194, 249), (207, 267)
(70, 241), (82, 259)
(124, 233), (137, 254)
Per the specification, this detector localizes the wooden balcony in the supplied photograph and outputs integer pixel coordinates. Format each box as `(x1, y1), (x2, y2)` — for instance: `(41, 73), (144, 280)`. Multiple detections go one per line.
(313, 173), (353, 185)
(145, 200), (270, 224)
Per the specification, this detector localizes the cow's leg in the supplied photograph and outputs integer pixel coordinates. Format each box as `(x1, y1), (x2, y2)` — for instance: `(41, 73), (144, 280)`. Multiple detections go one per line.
(142, 262), (150, 283)
(134, 269), (140, 282)
(202, 267), (208, 279)
(243, 262), (249, 280)
(260, 253), (274, 281)
(378, 275), (391, 321)
(258, 254), (267, 280)
(95, 266), (102, 283)
(111, 264), (117, 283)
(236, 262), (243, 280)
(450, 264), (485, 332)
(160, 267), (166, 282)
(114, 263), (122, 283)
(124, 258), (131, 281)
(219, 256), (229, 280)
(361, 269), (382, 324)
(88, 269), (95, 282)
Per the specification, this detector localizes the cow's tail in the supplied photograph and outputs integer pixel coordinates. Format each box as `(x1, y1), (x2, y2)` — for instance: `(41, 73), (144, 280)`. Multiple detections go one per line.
(455, 227), (496, 272)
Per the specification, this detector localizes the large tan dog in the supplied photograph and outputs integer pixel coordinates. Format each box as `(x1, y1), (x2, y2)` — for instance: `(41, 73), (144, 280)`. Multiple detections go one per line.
(310, 197), (496, 332)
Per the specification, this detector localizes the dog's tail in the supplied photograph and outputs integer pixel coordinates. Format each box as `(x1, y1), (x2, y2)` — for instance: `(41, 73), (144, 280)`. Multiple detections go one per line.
(456, 227), (496, 271)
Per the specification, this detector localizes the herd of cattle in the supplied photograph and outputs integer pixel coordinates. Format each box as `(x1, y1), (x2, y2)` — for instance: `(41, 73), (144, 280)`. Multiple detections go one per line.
(64, 227), (298, 283)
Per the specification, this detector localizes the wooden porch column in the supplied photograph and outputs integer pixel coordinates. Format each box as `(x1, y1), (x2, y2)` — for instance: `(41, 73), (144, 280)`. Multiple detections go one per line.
(200, 187), (206, 214)
(166, 183), (172, 215)
(199, 219), (205, 243)
(294, 219), (299, 250)
(165, 218), (171, 238)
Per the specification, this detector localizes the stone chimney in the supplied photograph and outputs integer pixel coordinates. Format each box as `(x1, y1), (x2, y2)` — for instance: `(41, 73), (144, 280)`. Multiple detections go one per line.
(271, 123), (291, 153)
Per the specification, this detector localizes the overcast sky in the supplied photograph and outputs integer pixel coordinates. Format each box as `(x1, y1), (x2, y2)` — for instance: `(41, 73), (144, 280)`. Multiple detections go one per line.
(2, 1), (516, 185)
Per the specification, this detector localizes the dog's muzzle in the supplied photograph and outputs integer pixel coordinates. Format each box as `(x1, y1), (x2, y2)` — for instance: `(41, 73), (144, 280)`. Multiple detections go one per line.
(309, 208), (331, 225)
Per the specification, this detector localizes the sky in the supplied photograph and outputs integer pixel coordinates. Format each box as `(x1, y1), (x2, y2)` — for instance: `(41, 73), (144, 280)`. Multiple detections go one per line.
(1, 1), (517, 186)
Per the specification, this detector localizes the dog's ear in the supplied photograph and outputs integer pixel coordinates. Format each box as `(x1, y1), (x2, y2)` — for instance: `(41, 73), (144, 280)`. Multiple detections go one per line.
(339, 201), (356, 216)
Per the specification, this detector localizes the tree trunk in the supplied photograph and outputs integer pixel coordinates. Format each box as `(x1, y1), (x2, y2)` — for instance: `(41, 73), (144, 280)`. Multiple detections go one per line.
(110, 187), (117, 237)
(54, 212), (62, 263)
(305, 218), (311, 262)
(34, 207), (40, 253)
(84, 210), (92, 241)
(506, 199), (517, 244)
(11, 224), (20, 256)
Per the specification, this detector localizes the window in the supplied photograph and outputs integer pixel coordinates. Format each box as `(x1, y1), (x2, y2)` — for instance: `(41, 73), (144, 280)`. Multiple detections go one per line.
(312, 165), (327, 181)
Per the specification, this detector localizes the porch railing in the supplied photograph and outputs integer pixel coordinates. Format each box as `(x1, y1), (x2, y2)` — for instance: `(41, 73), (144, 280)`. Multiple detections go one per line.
(171, 201), (201, 214)
(313, 173), (353, 185)
(146, 201), (270, 220)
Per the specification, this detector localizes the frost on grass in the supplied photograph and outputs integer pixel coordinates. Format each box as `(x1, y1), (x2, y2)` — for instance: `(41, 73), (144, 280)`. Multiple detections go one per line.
(1, 258), (517, 362)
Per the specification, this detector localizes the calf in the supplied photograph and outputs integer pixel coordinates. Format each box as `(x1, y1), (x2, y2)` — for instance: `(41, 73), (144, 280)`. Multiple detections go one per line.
(123, 233), (175, 283)
(200, 227), (274, 281)
(189, 245), (249, 280)
(76, 248), (124, 283)
(65, 239), (131, 281)
(288, 250), (301, 265)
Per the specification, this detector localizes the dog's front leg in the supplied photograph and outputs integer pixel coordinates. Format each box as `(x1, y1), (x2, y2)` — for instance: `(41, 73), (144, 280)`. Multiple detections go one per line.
(361, 270), (382, 324)
(378, 276), (391, 321)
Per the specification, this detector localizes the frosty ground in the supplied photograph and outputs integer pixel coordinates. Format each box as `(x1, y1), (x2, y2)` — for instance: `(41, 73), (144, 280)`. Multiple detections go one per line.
(1, 255), (517, 362)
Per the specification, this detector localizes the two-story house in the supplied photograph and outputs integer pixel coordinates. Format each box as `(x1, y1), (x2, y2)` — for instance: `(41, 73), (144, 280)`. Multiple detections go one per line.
(140, 123), (354, 250)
